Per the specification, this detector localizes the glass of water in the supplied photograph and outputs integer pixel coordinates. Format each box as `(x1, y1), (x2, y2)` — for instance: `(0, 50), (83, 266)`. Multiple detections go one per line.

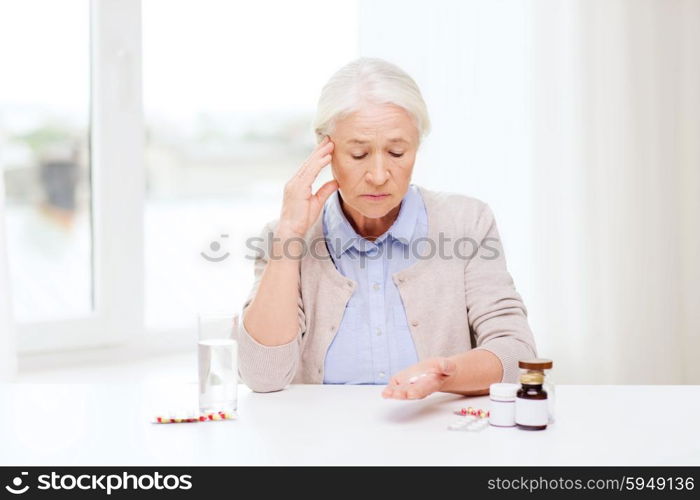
(197, 312), (238, 415)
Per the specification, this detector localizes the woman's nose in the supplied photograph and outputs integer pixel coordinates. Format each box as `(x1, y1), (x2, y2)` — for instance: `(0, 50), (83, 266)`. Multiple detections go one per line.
(366, 156), (389, 185)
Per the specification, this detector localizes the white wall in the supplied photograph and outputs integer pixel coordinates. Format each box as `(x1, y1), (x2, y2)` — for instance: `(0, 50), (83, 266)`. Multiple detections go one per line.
(0, 173), (18, 381)
(359, 0), (700, 383)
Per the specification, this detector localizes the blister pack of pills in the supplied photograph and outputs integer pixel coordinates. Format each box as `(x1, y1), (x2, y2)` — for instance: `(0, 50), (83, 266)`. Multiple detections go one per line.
(447, 415), (489, 432)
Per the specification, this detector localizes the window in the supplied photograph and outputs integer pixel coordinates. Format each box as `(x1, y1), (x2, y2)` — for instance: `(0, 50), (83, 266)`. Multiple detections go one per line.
(0, 0), (92, 322)
(3, 0), (358, 352)
(4, 0), (143, 352)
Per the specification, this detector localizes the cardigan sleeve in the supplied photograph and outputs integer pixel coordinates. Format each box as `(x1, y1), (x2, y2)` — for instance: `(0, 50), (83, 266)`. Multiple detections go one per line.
(236, 220), (305, 392)
(464, 203), (537, 384)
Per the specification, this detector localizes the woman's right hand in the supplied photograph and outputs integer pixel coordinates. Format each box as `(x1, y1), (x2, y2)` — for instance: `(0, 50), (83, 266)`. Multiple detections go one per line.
(276, 135), (339, 239)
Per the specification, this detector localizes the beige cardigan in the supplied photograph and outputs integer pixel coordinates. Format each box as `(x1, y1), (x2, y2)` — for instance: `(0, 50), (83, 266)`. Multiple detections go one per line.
(236, 184), (537, 392)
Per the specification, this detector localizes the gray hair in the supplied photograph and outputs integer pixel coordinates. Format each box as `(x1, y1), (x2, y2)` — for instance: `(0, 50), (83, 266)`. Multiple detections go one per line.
(312, 57), (431, 145)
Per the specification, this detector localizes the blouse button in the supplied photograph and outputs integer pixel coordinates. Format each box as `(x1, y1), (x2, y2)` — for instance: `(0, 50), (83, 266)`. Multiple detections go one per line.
(330, 325), (335, 331)
(411, 320), (419, 327)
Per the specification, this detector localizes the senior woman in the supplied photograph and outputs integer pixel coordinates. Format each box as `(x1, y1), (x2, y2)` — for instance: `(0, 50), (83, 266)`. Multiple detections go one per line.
(238, 57), (537, 399)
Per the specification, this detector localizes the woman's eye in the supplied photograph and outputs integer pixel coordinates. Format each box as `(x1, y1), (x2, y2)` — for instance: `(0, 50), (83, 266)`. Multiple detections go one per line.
(350, 152), (403, 159)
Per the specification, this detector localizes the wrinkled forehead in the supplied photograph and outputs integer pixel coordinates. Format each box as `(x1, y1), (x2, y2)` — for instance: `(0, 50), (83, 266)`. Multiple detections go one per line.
(332, 103), (419, 144)
(345, 136), (410, 146)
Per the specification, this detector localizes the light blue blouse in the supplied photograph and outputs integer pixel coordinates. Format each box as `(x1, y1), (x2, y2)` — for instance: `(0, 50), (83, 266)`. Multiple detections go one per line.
(321, 184), (428, 384)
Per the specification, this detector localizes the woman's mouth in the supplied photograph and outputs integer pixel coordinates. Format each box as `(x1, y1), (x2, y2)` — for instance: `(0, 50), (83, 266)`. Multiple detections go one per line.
(361, 193), (390, 201)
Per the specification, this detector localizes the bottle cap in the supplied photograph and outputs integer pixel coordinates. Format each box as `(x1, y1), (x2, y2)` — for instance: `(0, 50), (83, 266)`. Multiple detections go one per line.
(518, 358), (553, 370)
(489, 383), (519, 400)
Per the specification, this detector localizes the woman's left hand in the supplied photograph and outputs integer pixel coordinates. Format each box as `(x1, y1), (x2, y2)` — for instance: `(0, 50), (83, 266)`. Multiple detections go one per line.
(381, 357), (457, 400)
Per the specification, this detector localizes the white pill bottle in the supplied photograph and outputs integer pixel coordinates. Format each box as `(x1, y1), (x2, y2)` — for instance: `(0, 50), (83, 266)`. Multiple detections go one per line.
(488, 383), (520, 427)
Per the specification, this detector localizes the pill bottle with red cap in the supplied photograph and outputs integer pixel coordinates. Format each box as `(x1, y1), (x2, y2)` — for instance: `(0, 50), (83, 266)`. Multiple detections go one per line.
(515, 358), (553, 431)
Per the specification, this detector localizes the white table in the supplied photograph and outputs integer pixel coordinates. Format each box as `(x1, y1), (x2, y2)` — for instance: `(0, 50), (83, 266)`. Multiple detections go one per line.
(1, 384), (698, 466)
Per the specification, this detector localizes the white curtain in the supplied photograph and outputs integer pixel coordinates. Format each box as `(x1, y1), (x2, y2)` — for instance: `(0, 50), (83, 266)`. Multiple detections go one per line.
(0, 172), (18, 381)
(359, 0), (700, 383)
(530, 0), (700, 384)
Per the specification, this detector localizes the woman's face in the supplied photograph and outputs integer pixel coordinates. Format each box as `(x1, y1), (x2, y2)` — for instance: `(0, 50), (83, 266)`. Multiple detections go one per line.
(329, 103), (419, 219)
